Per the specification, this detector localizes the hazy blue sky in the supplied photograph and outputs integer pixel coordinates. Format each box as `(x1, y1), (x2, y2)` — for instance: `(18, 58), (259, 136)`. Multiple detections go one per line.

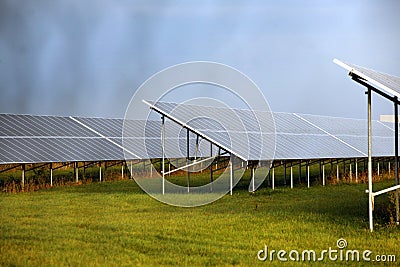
(0, 0), (399, 119)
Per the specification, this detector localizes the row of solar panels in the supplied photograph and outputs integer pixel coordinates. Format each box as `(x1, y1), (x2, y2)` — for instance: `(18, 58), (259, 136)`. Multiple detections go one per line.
(0, 103), (397, 164)
(147, 101), (396, 161)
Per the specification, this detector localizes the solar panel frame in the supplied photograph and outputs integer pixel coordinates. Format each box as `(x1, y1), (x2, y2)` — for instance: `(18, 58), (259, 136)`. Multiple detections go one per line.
(334, 59), (400, 99)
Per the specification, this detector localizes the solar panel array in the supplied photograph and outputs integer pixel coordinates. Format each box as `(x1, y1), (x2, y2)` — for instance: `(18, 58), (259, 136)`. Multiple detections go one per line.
(0, 102), (399, 164)
(0, 114), (124, 163)
(147, 101), (399, 160)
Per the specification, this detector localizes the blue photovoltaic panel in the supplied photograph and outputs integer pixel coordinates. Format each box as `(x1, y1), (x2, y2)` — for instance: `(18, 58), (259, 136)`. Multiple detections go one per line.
(145, 101), (400, 161)
(1, 103), (400, 164)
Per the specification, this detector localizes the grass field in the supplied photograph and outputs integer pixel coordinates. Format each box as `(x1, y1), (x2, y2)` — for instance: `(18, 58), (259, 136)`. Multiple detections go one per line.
(1, 169), (399, 266)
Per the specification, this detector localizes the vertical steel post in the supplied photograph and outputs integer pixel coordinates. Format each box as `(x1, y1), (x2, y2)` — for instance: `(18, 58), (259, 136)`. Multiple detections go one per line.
(378, 162), (380, 176)
(307, 163), (310, 188)
(195, 135), (199, 160)
(322, 164), (325, 186)
(290, 165), (293, 189)
(104, 162), (107, 182)
(319, 161), (322, 182)
(251, 166), (255, 192)
(21, 164), (25, 189)
(99, 161), (102, 182)
(83, 161), (86, 180)
(130, 161), (133, 178)
(367, 88), (373, 232)
(74, 162), (78, 183)
(210, 143), (213, 192)
(230, 155), (234, 195)
(394, 97), (399, 224)
(162, 116), (165, 195)
(350, 163), (352, 182)
(272, 167), (275, 190)
(356, 159), (358, 183)
(50, 163), (53, 187)
(337, 164), (339, 182)
(186, 128), (190, 193)
(150, 160), (153, 177)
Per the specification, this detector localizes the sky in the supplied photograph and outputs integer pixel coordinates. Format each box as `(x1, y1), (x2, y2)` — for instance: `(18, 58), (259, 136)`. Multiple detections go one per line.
(0, 0), (399, 119)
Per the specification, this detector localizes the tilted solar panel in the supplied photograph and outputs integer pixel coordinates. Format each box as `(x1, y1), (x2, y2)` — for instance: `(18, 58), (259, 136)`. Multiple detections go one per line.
(334, 59), (400, 98)
(1, 104), (399, 164)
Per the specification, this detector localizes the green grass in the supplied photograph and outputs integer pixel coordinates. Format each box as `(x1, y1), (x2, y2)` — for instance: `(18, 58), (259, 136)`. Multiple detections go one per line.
(0, 172), (399, 266)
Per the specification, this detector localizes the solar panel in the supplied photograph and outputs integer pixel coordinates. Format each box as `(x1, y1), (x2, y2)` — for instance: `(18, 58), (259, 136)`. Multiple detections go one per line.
(1, 106), (400, 164)
(0, 137), (123, 163)
(274, 134), (366, 160)
(0, 114), (131, 164)
(334, 59), (400, 98)
(145, 101), (400, 161)
(143, 100), (275, 161)
(0, 114), (97, 137)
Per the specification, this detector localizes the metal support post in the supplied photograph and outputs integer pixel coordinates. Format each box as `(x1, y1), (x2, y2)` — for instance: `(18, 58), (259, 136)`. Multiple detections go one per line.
(21, 164), (25, 189)
(350, 163), (352, 182)
(251, 167), (255, 192)
(162, 116), (165, 195)
(83, 161), (86, 179)
(272, 167), (275, 190)
(367, 88), (373, 232)
(230, 156), (234, 195)
(322, 164), (325, 186)
(337, 163), (339, 182)
(356, 159), (358, 183)
(130, 161), (133, 178)
(210, 143), (213, 192)
(319, 161), (322, 181)
(290, 165), (293, 189)
(99, 161), (102, 182)
(186, 128), (190, 193)
(307, 163), (310, 188)
(74, 162), (78, 183)
(50, 163), (53, 187)
(104, 162), (107, 181)
(378, 162), (380, 177)
(395, 97), (399, 224)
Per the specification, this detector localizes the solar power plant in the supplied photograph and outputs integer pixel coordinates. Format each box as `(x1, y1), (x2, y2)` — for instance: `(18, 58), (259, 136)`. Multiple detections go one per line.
(1, 104), (399, 164)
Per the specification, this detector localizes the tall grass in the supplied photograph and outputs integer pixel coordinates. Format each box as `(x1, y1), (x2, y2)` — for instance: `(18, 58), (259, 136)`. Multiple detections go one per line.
(0, 170), (399, 266)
